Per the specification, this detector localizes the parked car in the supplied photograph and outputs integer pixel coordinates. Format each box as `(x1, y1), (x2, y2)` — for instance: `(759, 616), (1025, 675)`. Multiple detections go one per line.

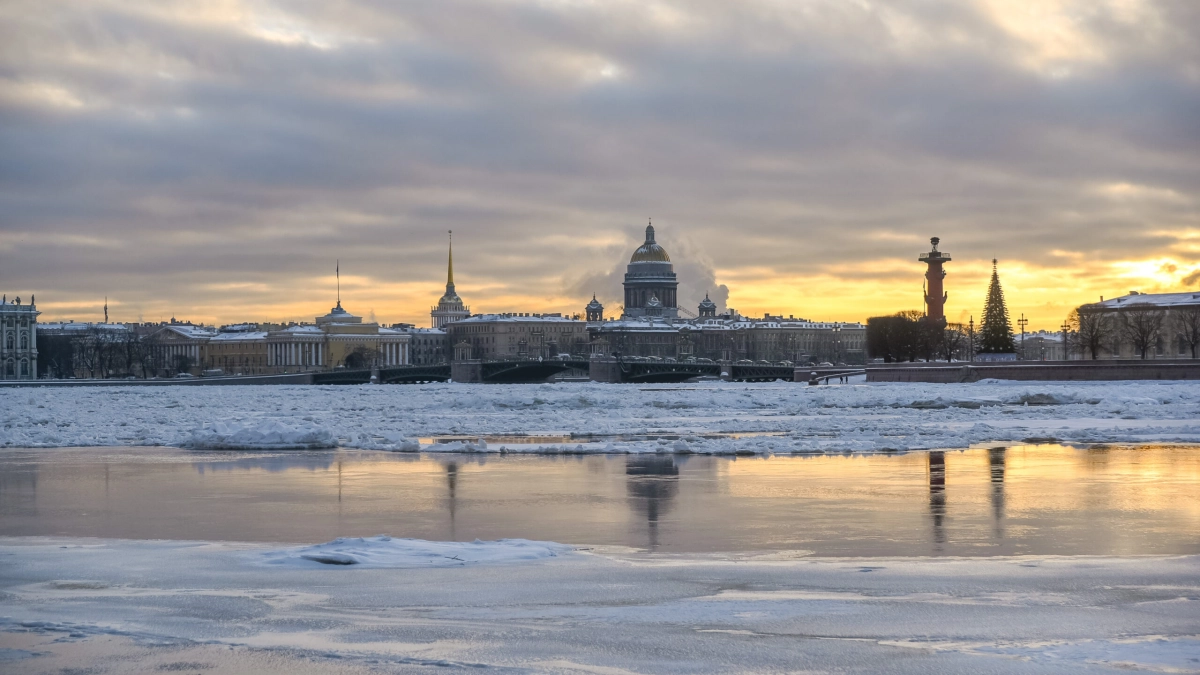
(173, 373), (195, 379)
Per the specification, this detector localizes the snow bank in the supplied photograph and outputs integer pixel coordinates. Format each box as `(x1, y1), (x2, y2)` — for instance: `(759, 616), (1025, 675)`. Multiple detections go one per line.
(258, 535), (573, 568)
(186, 420), (336, 450)
(3, 380), (1200, 455)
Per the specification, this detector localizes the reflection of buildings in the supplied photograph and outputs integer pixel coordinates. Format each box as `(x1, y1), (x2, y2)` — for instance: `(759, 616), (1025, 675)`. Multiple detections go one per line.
(445, 461), (459, 540)
(928, 451), (946, 547)
(989, 447), (1006, 537)
(626, 455), (680, 550)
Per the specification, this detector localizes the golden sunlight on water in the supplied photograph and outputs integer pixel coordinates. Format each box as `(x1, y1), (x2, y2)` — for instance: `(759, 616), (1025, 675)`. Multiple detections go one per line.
(2, 445), (1198, 556)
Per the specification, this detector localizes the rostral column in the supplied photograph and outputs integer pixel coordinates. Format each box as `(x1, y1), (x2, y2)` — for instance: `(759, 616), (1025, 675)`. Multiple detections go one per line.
(919, 237), (951, 323)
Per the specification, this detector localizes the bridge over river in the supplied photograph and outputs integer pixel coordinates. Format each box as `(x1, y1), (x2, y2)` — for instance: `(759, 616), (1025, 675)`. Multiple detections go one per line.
(310, 358), (802, 385)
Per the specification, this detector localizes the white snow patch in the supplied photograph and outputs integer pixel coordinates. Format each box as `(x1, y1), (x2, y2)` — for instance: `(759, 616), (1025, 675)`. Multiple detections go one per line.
(4, 381), (1200, 454)
(257, 535), (574, 568)
(185, 420), (336, 450)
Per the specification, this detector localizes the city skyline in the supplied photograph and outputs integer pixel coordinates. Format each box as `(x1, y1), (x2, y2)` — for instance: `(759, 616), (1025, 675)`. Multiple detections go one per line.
(3, 1), (1198, 331)
(9, 226), (1176, 331)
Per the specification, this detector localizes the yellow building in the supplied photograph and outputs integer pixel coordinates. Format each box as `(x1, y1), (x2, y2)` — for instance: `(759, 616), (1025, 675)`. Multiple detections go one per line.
(264, 302), (411, 371)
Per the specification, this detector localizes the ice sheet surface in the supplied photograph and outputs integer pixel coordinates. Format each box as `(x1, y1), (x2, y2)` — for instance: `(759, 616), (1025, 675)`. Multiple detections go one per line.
(4, 380), (1200, 453)
(1, 537), (1198, 674)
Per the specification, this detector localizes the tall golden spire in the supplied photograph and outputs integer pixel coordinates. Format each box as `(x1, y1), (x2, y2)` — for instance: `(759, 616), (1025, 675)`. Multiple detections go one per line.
(447, 230), (454, 287)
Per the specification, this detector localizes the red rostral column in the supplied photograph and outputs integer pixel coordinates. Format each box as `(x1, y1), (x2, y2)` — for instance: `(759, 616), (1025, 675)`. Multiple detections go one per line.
(919, 237), (951, 323)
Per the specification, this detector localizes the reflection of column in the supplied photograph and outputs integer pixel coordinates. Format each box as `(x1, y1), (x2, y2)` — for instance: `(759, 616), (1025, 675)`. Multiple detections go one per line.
(445, 462), (459, 541)
(626, 456), (680, 551)
(928, 451), (946, 548)
(988, 447), (1006, 538)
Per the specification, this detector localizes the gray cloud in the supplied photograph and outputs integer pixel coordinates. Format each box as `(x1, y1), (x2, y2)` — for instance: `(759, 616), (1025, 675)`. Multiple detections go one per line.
(1, 0), (1198, 325)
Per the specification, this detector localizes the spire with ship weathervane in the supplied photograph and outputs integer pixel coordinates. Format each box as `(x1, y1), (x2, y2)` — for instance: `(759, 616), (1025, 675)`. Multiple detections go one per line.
(431, 229), (470, 328)
(446, 230), (455, 292)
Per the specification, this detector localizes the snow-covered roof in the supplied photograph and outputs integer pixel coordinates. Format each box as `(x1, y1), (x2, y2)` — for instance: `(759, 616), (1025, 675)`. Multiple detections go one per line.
(1092, 291), (1200, 310)
(455, 313), (583, 324)
(599, 318), (865, 332)
(283, 325), (324, 334)
(38, 322), (130, 332)
(210, 331), (268, 341)
(158, 324), (217, 339)
(390, 326), (446, 334)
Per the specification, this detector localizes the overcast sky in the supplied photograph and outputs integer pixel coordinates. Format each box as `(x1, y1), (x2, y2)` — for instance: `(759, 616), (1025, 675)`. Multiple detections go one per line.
(2, 0), (1197, 330)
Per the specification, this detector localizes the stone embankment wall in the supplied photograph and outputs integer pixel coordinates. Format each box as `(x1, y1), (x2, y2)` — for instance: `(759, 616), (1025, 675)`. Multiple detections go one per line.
(867, 360), (1200, 383)
(1, 373), (315, 387)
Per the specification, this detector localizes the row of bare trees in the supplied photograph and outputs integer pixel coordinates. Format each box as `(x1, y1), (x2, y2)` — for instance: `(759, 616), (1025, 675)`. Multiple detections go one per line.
(866, 312), (972, 363)
(1067, 305), (1200, 360)
(37, 328), (187, 379)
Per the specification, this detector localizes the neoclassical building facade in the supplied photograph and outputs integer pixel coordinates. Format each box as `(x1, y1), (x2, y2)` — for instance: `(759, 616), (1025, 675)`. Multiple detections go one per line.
(1, 294), (39, 380)
(622, 224), (679, 319)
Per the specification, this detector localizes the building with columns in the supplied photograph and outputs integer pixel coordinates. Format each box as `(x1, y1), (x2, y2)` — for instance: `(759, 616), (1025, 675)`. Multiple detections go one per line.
(1, 294), (39, 380)
(584, 229), (866, 364)
(263, 301), (411, 371)
(622, 224), (679, 319)
(151, 322), (217, 374)
(446, 313), (588, 360)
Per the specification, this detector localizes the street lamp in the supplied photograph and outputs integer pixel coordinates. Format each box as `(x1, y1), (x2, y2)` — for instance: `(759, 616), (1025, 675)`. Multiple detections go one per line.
(1060, 321), (1070, 361)
(968, 315), (975, 362)
(1017, 313), (1028, 360)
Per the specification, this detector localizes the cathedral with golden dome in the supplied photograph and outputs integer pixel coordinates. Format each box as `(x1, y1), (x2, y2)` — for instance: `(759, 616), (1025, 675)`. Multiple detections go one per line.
(622, 223), (678, 319)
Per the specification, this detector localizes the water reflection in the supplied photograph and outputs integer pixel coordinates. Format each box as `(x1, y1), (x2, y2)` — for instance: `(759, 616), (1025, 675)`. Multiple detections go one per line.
(625, 456), (680, 550)
(928, 451), (946, 548)
(989, 447), (1006, 537)
(445, 461), (459, 540)
(2, 445), (1199, 556)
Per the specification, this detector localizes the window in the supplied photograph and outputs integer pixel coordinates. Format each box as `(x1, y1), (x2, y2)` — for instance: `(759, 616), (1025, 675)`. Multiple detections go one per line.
(4, 333), (10, 349)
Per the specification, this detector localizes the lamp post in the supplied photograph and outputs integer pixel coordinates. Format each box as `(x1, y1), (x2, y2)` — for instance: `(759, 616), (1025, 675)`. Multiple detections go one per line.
(1060, 321), (1070, 361)
(968, 316), (975, 362)
(1017, 313), (1028, 360)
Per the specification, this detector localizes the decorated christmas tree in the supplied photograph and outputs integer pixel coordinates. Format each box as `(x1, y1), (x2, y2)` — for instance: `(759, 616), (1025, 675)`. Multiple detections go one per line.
(979, 259), (1016, 353)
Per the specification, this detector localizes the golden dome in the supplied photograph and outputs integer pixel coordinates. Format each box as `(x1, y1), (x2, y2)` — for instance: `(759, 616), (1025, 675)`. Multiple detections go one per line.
(630, 225), (671, 263)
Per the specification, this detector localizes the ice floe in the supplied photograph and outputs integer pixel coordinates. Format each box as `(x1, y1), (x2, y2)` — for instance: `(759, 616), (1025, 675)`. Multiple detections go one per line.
(3, 380), (1200, 454)
(257, 535), (573, 568)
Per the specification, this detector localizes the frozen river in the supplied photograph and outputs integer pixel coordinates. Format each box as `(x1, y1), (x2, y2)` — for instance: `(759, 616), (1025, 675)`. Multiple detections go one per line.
(5, 383), (1200, 673)
(3, 443), (1198, 556)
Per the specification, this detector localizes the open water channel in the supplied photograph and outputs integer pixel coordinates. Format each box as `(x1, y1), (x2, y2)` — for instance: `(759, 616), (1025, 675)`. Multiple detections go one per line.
(2, 444), (1198, 556)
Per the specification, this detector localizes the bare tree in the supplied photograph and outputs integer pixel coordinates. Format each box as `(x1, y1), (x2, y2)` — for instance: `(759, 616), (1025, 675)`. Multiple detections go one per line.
(1119, 307), (1165, 360)
(941, 323), (967, 362)
(136, 334), (161, 378)
(1174, 306), (1200, 359)
(171, 353), (195, 375)
(1071, 307), (1113, 360)
(72, 332), (100, 378)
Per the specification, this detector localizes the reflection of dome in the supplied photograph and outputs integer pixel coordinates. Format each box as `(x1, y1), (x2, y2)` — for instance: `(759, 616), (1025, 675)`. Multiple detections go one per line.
(630, 225), (671, 263)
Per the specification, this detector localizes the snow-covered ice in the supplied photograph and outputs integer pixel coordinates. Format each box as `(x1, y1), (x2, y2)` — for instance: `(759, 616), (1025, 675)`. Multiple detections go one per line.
(1, 537), (1197, 674)
(258, 535), (573, 568)
(3, 380), (1200, 454)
